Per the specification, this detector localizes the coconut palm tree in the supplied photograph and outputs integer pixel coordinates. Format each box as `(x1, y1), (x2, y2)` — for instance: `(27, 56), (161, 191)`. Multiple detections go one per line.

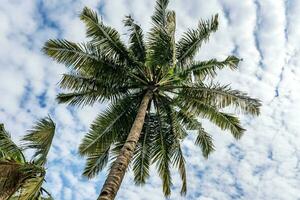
(43, 0), (261, 199)
(0, 117), (56, 200)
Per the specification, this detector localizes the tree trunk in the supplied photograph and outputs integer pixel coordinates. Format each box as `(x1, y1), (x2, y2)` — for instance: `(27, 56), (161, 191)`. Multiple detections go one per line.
(98, 91), (153, 200)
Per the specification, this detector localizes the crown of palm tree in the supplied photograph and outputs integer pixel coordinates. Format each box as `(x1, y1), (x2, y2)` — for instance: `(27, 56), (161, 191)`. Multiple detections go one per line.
(43, 0), (261, 197)
(0, 117), (55, 200)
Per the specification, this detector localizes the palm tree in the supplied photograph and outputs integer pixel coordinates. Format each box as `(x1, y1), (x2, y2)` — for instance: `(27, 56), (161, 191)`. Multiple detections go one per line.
(43, 0), (261, 199)
(0, 117), (56, 200)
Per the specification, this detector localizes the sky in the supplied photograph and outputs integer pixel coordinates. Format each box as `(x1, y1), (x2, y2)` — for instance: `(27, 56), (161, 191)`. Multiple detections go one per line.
(0, 0), (300, 199)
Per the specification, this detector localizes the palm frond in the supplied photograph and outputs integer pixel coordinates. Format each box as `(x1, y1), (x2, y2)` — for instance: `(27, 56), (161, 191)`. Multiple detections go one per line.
(180, 83), (261, 115)
(151, 0), (169, 28)
(0, 124), (25, 162)
(132, 110), (155, 185)
(147, 0), (174, 68)
(146, 27), (173, 69)
(22, 117), (56, 166)
(171, 143), (187, 195)
(57, 72), (129, 106)
(80, 7), (131, 64)
(0, 161), (45, 200)
(82, 147), (110, 178)
(79, 94), (141, 156)
(17, 176), (44, 200)
(124, 16), (146, 63)
(178, 96), (245, 139)
(151, 101), (173, 197)
(195, 128), (215, 158)
(176, 14), (219, 66)
(43, 39), (100, 70)
(179, 56), (240, 80)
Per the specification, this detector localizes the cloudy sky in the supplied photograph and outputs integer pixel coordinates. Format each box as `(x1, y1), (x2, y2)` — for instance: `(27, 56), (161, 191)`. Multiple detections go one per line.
(1, 0), (300, 199)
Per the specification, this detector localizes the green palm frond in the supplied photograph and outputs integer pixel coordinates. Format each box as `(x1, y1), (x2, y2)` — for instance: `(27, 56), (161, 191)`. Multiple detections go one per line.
(0, 124), (25, 163)
(124, 15), (146, 63)
(80, 7), (131, 64)
(151, 102), (173, 197)
(132, 110), (155, 185)
(179, 97), (245, 139)
(0, 161), (24, 199)
(79, 94), (141, 156)
(83, 147), (110, 179)
(57, 72), (129, 106)
(151, 0), (169, 28)
(43, 39), (99, 70)
(0, 161), (45, 200)
(147, 0), (174, 68)
(176, 14), (219, 66)
(17, 176), (44, 200)
(180, 82), (261, 115)
(171, 143), (187, 195)
(179, 56), (240, 80)
(195, 127), (215, 158)
(22, 117), (56, 166)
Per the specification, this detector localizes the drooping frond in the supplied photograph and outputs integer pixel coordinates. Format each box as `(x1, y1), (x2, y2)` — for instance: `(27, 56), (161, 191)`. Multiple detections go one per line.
(179, 56), (240, 80)
(159, 97), (187, 195)
(80, 7), (131, 64)
(151, 101), (174, 197)
(43, 39), (99, 70)
(0, 161), (23, 199)
(79, 94), (141, 156)
(195, 128), (215, 158)
(17, 176), (44, 200)
(176, 14), (219, 66)
(177, 96), (245, 139)
(171, 143), (187, 195)
(179, 82), (261, 115)
(132, 110), (155, 185)
(22, 117), (56, 166)
(124, 15), (146, 63)
(0, 124), (25, 162)
(82, 147), (110, 178)
(0, 161), (45, 200)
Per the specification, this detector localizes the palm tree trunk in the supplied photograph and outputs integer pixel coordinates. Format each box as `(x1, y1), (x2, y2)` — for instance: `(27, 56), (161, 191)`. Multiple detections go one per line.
(98, 90), (153, 200)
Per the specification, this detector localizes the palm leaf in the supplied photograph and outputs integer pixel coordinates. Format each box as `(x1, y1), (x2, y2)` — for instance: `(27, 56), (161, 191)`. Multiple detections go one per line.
(132, 110), (155, 185)
(0, 124), (25, 162)
(151, 100), (173, 197)
(22, 117), (56, 166)
(82, 147), (110, 178)
(43, 39), (99, 70)
(151, 0), (169, 28)
(179, 56), (240, 80)
(195, 128), (215, 158)
(180, 82), (261, 115)
(124, 16), (146, 63)
(17, 176), (44, 200)
(171, 143), (187, 195)
(80, 7), (131, 64)
(176, 14), (219, 66)
(177, 96), (245, 139)
(79, 94), (141, 156)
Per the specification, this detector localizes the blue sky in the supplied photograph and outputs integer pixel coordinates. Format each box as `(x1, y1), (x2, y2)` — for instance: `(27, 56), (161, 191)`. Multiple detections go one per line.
(1, 0), (300, 199)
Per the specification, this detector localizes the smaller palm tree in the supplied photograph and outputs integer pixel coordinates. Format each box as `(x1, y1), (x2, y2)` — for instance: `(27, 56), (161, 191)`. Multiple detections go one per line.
(0, 117), (56, 200)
